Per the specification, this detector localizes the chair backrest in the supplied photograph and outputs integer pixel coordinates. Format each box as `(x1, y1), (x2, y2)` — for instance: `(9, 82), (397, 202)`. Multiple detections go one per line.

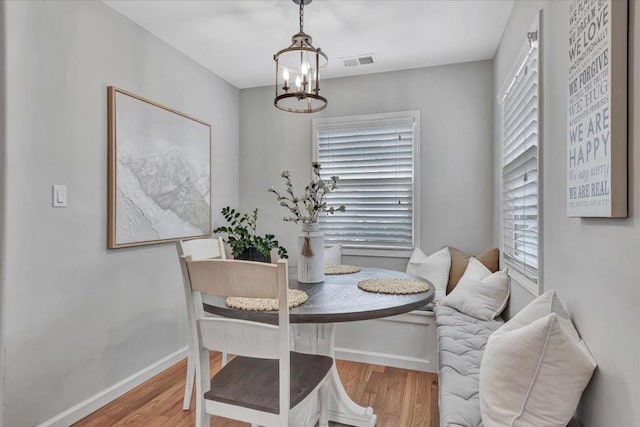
(187, 258), (281, 298)
(179, 256), (291, 419)
(177, 236), (226, 261)
(176, 237), (227, 349)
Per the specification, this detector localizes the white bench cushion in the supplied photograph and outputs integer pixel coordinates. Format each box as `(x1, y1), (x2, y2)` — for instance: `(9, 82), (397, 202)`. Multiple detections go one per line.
(435, 304), (504, 427)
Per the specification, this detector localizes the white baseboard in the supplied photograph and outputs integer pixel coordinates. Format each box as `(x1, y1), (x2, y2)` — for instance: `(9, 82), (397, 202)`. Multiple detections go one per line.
(335, 347), (436, 373)
(37, 347), (188, 427)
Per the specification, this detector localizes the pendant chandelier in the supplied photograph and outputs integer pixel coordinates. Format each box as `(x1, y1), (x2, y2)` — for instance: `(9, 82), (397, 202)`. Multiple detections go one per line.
(274, 0), (328, 113)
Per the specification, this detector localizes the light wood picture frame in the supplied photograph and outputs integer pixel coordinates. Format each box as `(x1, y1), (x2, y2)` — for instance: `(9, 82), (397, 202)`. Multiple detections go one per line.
(108, 86), (212, 248)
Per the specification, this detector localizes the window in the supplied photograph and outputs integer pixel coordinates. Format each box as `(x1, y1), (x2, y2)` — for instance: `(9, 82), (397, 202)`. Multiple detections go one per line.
(500, 17), (540, 290)
(313, 111), (420, 255)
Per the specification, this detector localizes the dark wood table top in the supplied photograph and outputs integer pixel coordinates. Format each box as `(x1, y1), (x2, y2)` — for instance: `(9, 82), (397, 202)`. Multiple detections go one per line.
(201, 267), (434, 324)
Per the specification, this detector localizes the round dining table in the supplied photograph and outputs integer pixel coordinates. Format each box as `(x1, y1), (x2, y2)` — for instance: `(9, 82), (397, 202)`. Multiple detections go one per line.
(201, 267), (435, 427)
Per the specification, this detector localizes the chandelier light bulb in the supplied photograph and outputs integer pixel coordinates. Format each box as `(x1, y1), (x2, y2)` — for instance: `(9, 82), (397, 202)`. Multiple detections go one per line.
(295, 75), (302, 90)
(283, 69), (290, 82)
(301, 63), (308, 75)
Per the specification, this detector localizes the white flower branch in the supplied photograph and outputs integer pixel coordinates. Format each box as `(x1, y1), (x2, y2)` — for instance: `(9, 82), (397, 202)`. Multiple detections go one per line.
(268, 162), (346, 224)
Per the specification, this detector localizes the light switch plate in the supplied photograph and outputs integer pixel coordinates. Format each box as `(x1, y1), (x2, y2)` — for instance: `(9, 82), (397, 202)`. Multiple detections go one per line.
(52, 185), (67, 208)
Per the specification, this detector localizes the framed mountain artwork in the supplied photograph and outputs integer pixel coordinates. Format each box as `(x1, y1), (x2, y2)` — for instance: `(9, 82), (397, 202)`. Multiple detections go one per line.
(107, 86), (211, 248)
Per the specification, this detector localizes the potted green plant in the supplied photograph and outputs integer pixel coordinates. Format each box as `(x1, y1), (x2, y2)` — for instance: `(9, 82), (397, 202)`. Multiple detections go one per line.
(213, 206), (288, 263)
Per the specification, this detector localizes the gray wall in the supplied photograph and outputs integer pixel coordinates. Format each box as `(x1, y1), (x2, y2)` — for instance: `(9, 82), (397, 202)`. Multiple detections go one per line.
(0, 0), (6, 424)
(493, 1), (640, 425)
(239, 61), (495, 270)
(1, 1), (239, 426)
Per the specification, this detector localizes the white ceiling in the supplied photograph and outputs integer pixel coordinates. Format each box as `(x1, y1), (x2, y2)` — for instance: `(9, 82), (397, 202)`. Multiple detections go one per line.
(103, 0), (514, 89)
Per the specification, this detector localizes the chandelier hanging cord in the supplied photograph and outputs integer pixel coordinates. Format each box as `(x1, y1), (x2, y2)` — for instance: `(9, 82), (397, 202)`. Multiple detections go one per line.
(299, 0), (304, 33)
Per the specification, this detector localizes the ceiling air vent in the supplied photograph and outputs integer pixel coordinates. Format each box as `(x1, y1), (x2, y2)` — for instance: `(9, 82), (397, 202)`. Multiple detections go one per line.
(341, 54), (376, 68)
(342, 58), (359, 67)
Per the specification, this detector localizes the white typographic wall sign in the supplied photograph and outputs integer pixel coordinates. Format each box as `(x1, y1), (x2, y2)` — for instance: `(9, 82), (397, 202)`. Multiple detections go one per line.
(567, 0), (627, 217)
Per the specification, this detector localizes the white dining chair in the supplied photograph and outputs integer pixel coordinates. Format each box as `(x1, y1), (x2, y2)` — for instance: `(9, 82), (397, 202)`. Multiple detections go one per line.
(179, 257), (332, 427)
(176, 237), (227, 410)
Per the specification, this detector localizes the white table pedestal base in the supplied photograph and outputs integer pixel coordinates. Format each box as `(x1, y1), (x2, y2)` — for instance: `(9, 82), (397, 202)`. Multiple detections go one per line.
(291, 324), (377, 427)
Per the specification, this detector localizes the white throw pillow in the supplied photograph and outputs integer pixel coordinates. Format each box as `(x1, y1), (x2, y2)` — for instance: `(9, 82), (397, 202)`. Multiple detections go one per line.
(440, 257), (509, 320)
(405, 247), (451, 302)
(324, 244), (342, 265)
(497, 289), (576, 335)
(479, 291), (597, 427)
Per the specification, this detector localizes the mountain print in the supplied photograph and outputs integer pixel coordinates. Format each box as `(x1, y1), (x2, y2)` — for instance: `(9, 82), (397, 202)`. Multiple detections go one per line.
(116, 147), (210, 245)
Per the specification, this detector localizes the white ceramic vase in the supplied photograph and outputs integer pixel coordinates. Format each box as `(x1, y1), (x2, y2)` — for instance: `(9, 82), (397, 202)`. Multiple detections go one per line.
(297, 222), (325, 283)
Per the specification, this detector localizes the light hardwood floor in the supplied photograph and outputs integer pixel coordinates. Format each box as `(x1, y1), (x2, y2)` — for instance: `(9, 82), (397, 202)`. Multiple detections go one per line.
(74, 352), (439, 427)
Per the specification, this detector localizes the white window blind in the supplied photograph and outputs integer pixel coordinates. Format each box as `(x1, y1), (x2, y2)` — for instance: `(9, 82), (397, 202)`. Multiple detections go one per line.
(315, 114), (417, 250)
(501, 33), (539, 283)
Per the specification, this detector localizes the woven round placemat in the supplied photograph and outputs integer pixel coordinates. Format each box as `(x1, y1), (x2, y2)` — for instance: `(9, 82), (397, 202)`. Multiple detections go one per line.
(225, 289), (308, 311)
(357, 278), (429, 295)
(325, 264), (362, 275)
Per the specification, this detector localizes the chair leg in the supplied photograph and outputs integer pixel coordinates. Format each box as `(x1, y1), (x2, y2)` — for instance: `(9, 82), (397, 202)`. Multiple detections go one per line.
(195, 347), (211, 427)
(319, 381), (329, 427)
(183, 352), (195, 410)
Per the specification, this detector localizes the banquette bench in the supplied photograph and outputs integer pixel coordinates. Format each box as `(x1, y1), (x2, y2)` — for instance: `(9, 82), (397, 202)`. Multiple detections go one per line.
(434, 300), (585, 427)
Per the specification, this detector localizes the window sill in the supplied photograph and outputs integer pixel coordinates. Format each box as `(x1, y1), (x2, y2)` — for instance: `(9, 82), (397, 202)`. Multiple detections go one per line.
(342, 246), (413, 258)
(502, 261), (540, 296)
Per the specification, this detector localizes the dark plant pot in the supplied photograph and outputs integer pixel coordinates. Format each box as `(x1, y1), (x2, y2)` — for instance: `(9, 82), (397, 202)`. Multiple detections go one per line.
(235, 247), (271, 263)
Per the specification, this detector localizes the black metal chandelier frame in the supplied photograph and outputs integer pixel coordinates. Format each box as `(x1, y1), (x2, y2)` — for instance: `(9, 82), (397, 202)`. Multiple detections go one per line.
(274, 0), (328, 113)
